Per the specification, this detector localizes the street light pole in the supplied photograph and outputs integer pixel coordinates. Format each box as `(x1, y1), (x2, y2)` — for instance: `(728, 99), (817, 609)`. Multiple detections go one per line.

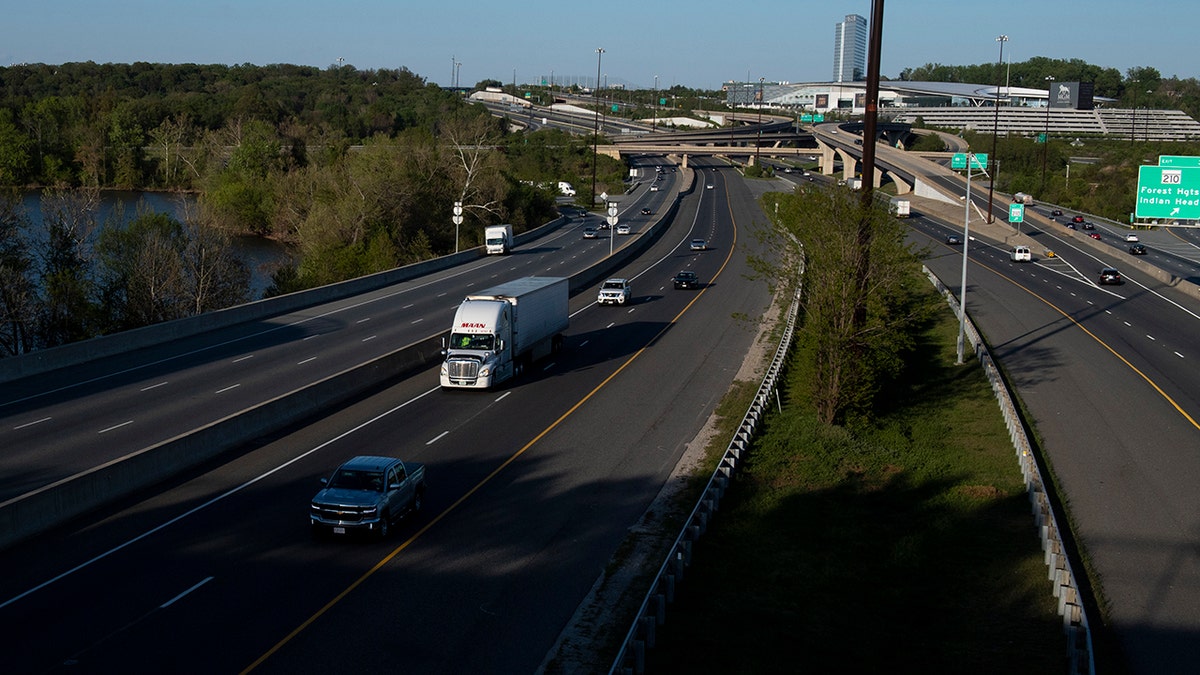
(591, 48), (604, 209)
(652, 74), (658, 131)
(756, 77), (764, 166)
(1130, 79), (1139, 145)
(985, 34), (1007, 224)
(1041, 75), (1054, 193)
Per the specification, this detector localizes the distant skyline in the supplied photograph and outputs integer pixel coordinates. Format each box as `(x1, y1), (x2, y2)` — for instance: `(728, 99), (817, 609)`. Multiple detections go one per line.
(3, 1), (1194, 90)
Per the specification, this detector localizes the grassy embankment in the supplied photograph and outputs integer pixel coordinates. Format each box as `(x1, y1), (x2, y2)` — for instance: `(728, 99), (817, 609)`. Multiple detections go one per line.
(644, 284), (1066, 673)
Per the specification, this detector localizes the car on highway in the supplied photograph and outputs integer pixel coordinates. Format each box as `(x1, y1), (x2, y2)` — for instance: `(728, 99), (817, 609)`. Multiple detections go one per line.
(583, 227), (598, 239)
(1125, 233), (1139, 242)
(1065, 222), (1077, 230)
(1088, 232), (1102, 240)
(597, 278), (632, 305)
(310, 455), (426, 539)
(706, 184), (714, 190)
(690, 238), (707, 251)
(673, 270), (700, 289)
(1072, 215), (1085, 223)
(1129, 243), (1147, 255)
(1099, 267), (1123, 285)
(616, 223), (631, 235)
(640, 207), (652, 215)
(945, 234), (962, 245)
(1050, 209), (1063, 217)
(1081, 221), (1095, 230)
(1009, 245), (1032, 262)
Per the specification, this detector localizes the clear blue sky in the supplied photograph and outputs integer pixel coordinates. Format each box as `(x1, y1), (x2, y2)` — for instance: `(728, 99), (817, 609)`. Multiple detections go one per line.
(3, 1), (1193, 89)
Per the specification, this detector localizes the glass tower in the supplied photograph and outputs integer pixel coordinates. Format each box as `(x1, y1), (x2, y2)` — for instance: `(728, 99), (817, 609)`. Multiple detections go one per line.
(833, 14), (868, 82)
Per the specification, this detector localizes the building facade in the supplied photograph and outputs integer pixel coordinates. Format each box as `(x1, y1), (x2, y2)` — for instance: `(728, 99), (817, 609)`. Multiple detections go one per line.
(833, 14), (867, 83)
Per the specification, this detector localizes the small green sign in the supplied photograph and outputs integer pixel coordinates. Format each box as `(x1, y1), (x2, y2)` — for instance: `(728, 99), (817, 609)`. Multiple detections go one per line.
(1159, 155), (1200, 168)
(611, 104), (619, 112)
(659, 97), (667, 105)
(525, 92), (532, 98)
(800, 114), (813, 123)
(813, 114), (825, 122)
(1036, 133), (1046, 144)
(951, 153), (987, 170)
(1009, 203), (1025, 223)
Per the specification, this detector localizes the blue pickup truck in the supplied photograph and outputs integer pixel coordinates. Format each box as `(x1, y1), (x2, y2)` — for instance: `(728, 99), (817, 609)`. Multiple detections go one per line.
(310, 456), (426, 538)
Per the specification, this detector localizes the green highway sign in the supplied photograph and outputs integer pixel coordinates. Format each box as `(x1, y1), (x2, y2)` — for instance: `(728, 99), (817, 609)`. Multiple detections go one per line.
(611, 104), (619, 112)
(1159, 155), (1200, 168)
(1009, 203), (1025, 223)
(800, 114), (813, 123)
(813, 114), (825, 122)
(1136, 165), (1200, 220)
(950, 153), (987, 170)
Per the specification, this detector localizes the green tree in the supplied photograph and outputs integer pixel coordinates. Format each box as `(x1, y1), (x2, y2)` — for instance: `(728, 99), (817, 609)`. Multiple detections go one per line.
(0, 190), (37, 355)
(0, 109), (31, 185)
(755, 187), (935, 425)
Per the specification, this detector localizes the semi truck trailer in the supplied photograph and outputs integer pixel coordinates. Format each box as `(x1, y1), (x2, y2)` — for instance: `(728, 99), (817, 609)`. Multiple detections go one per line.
(440, 277), (569, 389)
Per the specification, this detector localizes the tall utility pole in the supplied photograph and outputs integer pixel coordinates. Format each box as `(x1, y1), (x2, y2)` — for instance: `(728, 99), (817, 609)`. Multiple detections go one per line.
(985, 34), (1008, 224)
(852, 0), (885, 335)
(591, 48), (604, 208)
(755, 77), (764, 166)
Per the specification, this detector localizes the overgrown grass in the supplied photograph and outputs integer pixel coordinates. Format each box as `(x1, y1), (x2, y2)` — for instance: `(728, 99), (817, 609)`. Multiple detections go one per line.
(643, 290), (1066, 674)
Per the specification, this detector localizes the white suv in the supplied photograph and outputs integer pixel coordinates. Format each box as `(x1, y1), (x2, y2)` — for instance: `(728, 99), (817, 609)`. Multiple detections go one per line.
(597, 278), (632, 305)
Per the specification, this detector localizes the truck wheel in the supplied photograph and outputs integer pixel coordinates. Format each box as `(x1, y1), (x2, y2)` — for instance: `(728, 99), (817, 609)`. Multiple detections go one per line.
(378, 512), (390, 539)
(412, 490), (424, 513)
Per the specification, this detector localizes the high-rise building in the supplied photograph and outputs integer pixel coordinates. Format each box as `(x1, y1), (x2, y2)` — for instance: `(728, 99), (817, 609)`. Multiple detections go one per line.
(833, 14), (868, 83)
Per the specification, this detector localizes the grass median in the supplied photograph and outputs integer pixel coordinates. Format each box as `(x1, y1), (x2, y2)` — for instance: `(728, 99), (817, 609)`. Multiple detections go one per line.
(644, 290), (1066, 673)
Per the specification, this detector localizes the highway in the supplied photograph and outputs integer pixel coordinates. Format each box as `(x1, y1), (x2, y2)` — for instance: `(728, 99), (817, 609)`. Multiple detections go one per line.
(0, 159), (775, 673)
(0, 164), (682, 504)
(902, 199), (1200, 673)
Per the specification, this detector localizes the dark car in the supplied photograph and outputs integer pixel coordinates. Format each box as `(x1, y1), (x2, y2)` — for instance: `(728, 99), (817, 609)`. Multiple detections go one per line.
(1080, 221), (1095, 230)
(1099, 267), (1123, 285)
(673, 270), (700, 289)
(945, 234), (962, 245)
(640, 207), (652, 215)
(1129, 243), (1147, 255)
(1050, 209), (1063, 217)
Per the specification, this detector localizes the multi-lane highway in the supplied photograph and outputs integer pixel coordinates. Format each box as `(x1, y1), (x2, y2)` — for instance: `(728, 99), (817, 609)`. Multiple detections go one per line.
(900, 195), (1200, 673)
(0, 159), (774, 673)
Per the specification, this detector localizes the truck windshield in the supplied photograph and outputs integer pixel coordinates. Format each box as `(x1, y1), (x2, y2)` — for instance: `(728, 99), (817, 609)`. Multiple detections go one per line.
(329, 469), (386, 492)
(450, 332), (495, 350)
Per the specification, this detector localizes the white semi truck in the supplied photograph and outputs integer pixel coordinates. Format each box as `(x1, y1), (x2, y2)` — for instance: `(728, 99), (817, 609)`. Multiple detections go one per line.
(484, 224), (514, 255)
(889, 197), (911, 218)
(440, 277), (569, 389)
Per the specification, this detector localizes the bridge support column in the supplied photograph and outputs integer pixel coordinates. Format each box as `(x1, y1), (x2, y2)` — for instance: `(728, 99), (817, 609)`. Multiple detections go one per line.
(835, 147), (857, 180)
(888, 172), (912, 195)
(681, 154), (689, 170)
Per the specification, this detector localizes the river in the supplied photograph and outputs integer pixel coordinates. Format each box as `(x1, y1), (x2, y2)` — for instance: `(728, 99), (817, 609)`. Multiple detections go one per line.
(16, 190), (292, 300)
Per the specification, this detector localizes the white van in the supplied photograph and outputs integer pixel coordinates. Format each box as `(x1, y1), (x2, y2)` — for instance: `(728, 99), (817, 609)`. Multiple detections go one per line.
(1009, 245), (1032, 262)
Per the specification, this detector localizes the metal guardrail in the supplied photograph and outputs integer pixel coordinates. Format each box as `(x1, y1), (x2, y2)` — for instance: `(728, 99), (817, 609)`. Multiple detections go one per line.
(924, 265), (1094, 675)
(609, 286), (802, 674)
(607, 265), (1094, 675)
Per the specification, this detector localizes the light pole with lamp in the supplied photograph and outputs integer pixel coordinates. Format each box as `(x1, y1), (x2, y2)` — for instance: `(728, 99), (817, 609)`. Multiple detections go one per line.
(957, 152), (978, 365)
(1144, 89), (1152, 142)
(985, 34), (1007, 224)
(590, 48), (604, 210)
(1130, 79), (1139, 145)
(1041, 75), (1054, 192)
(452, 201), (463, 253)
(652, 75), (658, 131)
(756, 77), (764, 167)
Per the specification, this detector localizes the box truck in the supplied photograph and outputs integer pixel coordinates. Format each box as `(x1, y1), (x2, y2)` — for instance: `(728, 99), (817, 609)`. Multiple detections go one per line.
(484, 224), (514, 255)
(440, 277), (569, 389)
(558, 181), (576, 197)
(1013, 192), (1034, 205)
(889, 197), (911, 218)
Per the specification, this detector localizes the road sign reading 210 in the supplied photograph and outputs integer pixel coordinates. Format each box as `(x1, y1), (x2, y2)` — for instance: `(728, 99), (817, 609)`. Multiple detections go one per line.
(1136, 165), (1200, 221)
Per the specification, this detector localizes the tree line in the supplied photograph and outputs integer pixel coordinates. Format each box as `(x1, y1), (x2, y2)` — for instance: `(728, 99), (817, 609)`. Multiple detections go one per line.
(0, 62), (628, 358)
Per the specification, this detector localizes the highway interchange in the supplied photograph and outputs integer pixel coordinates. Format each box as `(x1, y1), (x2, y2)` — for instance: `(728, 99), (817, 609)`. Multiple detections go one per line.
(5, 111), (1200, 671)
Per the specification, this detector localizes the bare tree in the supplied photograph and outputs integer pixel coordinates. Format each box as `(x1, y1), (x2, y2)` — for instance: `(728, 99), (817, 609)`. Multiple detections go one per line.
(0, 192), (37, 356)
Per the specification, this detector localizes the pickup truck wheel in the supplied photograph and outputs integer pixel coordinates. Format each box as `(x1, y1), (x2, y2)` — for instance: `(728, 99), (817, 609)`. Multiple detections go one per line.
(412, 490), (424, 513)
(378, 512), (390, 539)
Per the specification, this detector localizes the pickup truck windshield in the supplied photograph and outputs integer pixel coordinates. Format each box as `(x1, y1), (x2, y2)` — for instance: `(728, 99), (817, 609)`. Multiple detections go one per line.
(329, 469), (386, 492)
(450, 332), (495, 350)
